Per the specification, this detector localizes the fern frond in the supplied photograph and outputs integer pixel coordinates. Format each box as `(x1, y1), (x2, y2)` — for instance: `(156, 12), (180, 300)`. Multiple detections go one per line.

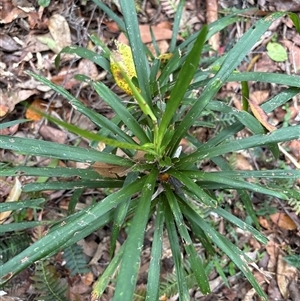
(134, 285), (146, 301)
(228, 153), (237, 170)
(159, 262), (197, 299)
(63, 243), (90, 276)
(288, 198), (300, 215)
(160, 0), (180, 17)
(0, 233), (31, 264)
(279, 186), (300, 215)
(31, 260), (69, 301)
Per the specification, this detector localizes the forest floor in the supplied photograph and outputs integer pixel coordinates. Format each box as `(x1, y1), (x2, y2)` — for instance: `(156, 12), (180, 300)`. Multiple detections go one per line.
(1, 0), (300, 300)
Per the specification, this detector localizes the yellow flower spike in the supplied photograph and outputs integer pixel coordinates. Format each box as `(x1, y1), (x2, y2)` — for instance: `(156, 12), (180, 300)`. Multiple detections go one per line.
(110, 41), (159, 154)
(110, 41), (138, 95)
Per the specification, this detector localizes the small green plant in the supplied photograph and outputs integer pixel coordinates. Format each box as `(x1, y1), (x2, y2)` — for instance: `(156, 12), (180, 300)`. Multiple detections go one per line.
(31, 259), (69, 301)
(1, 1), (300, 300)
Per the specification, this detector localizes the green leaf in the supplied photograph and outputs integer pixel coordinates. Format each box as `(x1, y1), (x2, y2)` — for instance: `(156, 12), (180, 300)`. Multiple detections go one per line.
(119, 0), (151, 103)
(238, 190), (259, 228)
(92, 243), (125, 299)
(241, 81), (249, 111)
(1, 221), (53, 233)
(169, 170), (218, 208)
(188, 219), (215, 256)
(0, 198), (45, 212)
(166, 187), (210, 294)
(68, 188), (83, 214)
(0, 166), (102, 179)
(92, 0), (125, 32)
(26, 71), (136, 145)
(213, 258), (229, 287)
(24, 104), (149, 153)
(178, 126), (300, 167)
(169, 0), (185, 52)
(231, 109), (265, 134)
(113, 169), (158, 301)
(180, 201), (268, 301)
(0, 119), (29, 130)
(0, 136), (132, 166)
(228, 72), (300, 88)
(284, 254), (300, 268)
(38, 0), (50, 7)
(81, 76), (149, 144)
(0, 177), (146, 283)
(55, 46), (110, 71)
(212, 207), (267, 244)
(165, 201), (190, 301)
(287, 12), (300, 33)
(22, 180), (122, 192)
(31, 260), (69, 301)
(266, 42), (288, 62)
(184, 170), (293, 200)
(110, 172), (139, 257)
(158, 25), (208, 150)
(170, 11), (288, 151)
(145, 200), (164, 301)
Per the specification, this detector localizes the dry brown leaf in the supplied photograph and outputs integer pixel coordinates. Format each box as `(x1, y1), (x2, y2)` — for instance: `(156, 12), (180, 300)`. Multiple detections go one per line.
(102, 20), (120, 33)
(282, 39), (300, 71)
(258, 216), (272, 230)
(0, 178), (22, 224)
(265, 240), (280, 273)
(290, 105), (300, 120)
(159, 294), (168, 301)
(248, 97), (277, 132)
(25, 33), (52, 53)
(118, 24), (182, 45)
(25, 99), (51, 121)
(270, 212), (297, 230)
(250, 237), (261, 250)
(289, 279), (300, 300)
(288, 140), (300, 160)
(0, 88), (36, 119)
(206, 0), (219, 51)
(277, 252), (299, 299)
(268, 278), (283, 300)
(0, 33), (21, 52)
(77, 59), (99, 80)
(235, 153), (253, 170)
(254, 53), (279, 73)
(0, 103), (9, 118)
(147, 40), (169, 56)
(27, 11), (46, 30)
(48, 14), (72, 53)
(272, 1), (300, 12)
(77, 239), (98, 257)
(51, 59), (98, 89)
(69, 278), (92, 295)
(156, 21), (173, 30)
(92, 162), (131, 178)
(0, 0), (14, 21)
(81, 272), (94, 286)
(37, 124), (67, 144)
(242, 287), (259, 301)
(0, 7), (27, 24)
(89, 237), (110, 265)
(251, 90), (269, 105)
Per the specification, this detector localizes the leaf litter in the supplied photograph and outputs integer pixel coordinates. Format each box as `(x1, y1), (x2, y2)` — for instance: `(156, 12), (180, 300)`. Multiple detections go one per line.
(0, 0), (300, 300)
